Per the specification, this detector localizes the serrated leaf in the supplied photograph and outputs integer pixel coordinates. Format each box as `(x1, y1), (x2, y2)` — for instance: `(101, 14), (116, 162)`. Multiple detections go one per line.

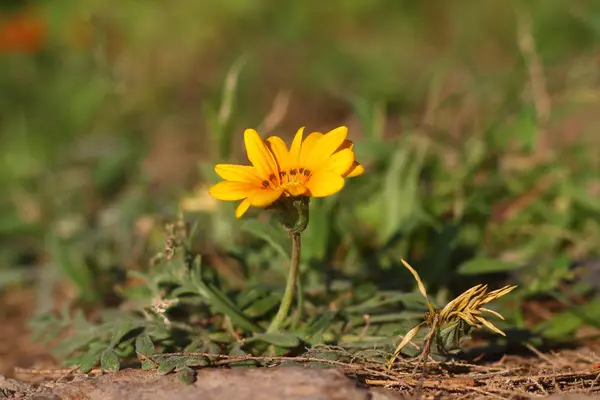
(109, 320), (133, 347)
(457, 258), (523, 275)
(100, 348), (120, 372)
(135, 333), (156, 357)
(183, 356), (208, 368)
(157, 360), (176, 375)
(53, 329), (99, 359)
(49, 234), (96, 302)
(178, 367), (197, 385)
(78, 345), (104, 373)
(247, 332), (300, 348)
(241, 220), (290, 260)
(141, 358), (157, 370)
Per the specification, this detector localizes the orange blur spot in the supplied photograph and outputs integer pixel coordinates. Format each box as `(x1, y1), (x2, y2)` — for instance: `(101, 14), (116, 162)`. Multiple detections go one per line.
(0, 9), (46, 53)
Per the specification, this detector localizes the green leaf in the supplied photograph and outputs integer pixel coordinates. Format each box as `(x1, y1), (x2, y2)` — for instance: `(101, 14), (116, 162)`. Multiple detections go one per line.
(204, 282), (262, 332)
(457, 258), (523, 275)
(141, 358), (157, 370)
(157, 361), (176, 375)
(243, 294), (281, 318)
(350, 97), (385, 140)
(49, 234), (96, 302)
(78, 344), (104, 373)
(190, 256), (261, 332)
(100, 348), (120, 372)
(155, 356), (194, 375)
(381, 138), (428, 242)
(303, 311), (336, 337)
(135, 333), (156, 357)
(534, 311), (582, 340)
(177, 366), (197, 385)
(246, 332), (300, 348)
(241, 220), (290, 260)
(302, 197), (335, 262)
(514, 106), (538, 153)
(188, 256), (261, 332)
(109, 320), (133, 347)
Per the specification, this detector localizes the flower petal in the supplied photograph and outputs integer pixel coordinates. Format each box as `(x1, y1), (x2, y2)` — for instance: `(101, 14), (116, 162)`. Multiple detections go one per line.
(304, 126), (348, 170)
(244, 129), (279, 181)
(250, 188), (284, 207)
(215, 164), (261, 183)
(265, 136), (290, 171)
(345, 161), (365, 177)
(321, 148), (354, 175)
(209, 181), (255, 201)
(235, 198), (252, 218)
(305, 170), (345, 197)
(289, 127), (304, 164)
(299, 132), (323, 166)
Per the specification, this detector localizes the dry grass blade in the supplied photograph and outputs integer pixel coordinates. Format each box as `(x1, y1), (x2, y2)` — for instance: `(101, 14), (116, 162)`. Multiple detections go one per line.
(387, 323), (426, 370)
(400, 258), (434, 315)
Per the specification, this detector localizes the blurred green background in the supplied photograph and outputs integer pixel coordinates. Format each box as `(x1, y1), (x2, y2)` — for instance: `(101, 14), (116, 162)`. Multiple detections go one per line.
(2, 0), (600, 366)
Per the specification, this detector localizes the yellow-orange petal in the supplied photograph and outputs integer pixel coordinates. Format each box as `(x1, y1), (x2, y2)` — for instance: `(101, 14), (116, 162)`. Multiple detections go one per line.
(215, 164), (260, 183)
(320, 148), (354, 175)
(265, 136), (290, 171)
(209, 181), (255, 201)
(235, 198), (252, 218)
(289, 127), (304, 164)
(305, 170), (345, 197)
(250, 187), (284, 207)
(299, 132), (323, 166)
(345, 162), (365, 177)
(244, 129), (279, 181)
(304, 126), (348, 171)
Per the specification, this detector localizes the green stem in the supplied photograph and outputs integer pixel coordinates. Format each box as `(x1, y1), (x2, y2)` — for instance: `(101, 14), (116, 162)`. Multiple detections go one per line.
(267, 233), (301, 333)
(291, 274), (304, 330)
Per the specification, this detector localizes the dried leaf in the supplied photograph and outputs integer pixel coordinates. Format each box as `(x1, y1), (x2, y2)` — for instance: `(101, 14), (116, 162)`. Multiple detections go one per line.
(400, 259), (434, 314)
(387, 322), (425, 369)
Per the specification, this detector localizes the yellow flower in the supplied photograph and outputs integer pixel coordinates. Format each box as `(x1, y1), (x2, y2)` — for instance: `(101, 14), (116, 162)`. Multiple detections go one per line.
(209, 126), (364, 217)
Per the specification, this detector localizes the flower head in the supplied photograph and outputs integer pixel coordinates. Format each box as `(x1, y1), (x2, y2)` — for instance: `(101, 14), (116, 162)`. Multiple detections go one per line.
(209, 126), (364, 217)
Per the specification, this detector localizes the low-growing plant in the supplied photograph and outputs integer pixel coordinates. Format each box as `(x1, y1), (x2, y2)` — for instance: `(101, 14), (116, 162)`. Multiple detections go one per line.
(387, 259), (516, 371)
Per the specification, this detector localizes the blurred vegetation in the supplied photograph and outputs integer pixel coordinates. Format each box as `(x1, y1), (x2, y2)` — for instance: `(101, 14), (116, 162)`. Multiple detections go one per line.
(1, 0), (599, 371)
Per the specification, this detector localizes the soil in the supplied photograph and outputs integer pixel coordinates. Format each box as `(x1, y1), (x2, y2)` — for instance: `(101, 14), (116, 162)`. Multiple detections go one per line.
(2, 287), (600, 399)
(0, 288), (56, 378)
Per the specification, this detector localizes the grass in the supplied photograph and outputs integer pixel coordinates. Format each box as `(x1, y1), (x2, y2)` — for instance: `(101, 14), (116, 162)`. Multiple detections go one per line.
(1, 0), (600, 395)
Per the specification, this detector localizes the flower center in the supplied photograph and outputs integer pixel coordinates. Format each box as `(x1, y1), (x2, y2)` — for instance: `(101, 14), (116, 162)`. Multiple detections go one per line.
(260, 167), (312, 196)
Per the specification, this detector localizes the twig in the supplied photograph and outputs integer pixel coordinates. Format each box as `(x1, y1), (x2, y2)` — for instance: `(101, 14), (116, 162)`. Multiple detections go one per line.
(366, 377), (512, 399)
(53, 366), (80, 383)
(14, 367), (105, 377)
(357, 314), (371, 340)
(152, 352), (404, 381)
(526, 343), (559, 367)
